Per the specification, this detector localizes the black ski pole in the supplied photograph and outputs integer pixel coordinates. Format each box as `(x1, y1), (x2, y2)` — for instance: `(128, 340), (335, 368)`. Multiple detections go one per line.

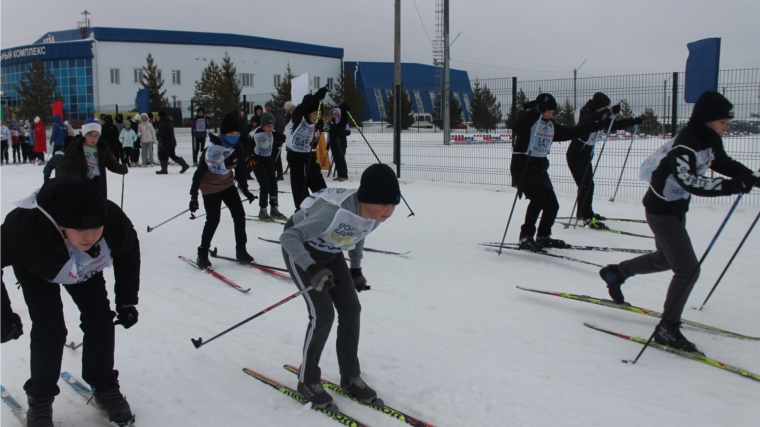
(347, 111), (415, 217)
(120, 174), (125, 210)
(147, 208), (191, 233)
(699, 208), (760, 310)
(496, 110), (544, 255)
(567, 114), (617, 229)
(190, 205), (229, 220)
(192, 286), (314, 349)
(624, 195), (743, 364)
(609, 125), (638, 203)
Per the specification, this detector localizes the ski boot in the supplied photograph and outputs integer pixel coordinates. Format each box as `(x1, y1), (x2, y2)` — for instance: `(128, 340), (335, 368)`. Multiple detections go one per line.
(197, 246), (212, 269)
(340, 376), (384, 406)
(297, 382), (338, 411)
(536, 235), (571, 249)
(584, 217), (609, 230)
(155, 161), (168, 175)
(258, 208), (272, 220)
(593, 213), (608, 221)
(27, 396), (54, 427)
(270, 206), (287, 220)
(177, 157), (190, 174)
(236, 246), (254, 263)
(654, 320), (704, 355)
(92, 386), (135, 426)
(518, 236), (545, 253)
(599, 264), (627, 305)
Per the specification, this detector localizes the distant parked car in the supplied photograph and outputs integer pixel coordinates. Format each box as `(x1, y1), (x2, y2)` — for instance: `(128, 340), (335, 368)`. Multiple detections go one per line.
(411, 113), (434, 129)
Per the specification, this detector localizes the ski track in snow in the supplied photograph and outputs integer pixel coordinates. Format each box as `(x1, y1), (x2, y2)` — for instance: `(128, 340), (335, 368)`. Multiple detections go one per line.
(1, 165), (759, 427)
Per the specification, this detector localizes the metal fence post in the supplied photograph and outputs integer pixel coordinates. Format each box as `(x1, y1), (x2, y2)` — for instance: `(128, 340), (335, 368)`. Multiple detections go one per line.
(671, 72), (678, 135)
(511, 77), (517, 128)
(394, 84), (401, 177)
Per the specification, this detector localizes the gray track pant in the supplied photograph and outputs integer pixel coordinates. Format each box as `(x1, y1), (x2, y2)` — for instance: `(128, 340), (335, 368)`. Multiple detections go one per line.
(618, 212), (699, 322)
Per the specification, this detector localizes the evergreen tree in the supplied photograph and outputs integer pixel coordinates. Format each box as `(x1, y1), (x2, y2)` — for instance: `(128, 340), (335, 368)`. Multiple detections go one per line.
(555, 97), (576, 127)
(639, 107), (661, 135)
(220, 51), (242, 114)
(191, 60), (225, 127)
(271, 63), (295, 109)
(614, 98), (636, 132)
(329, 69), (365, 127)
(15, 60), (62, 123)
(432, 93), (464, 130)
(384, 87), (414, 130)
(507, 89), (528, 127)
(141, 53), (169, 111)
(470, 81), (502, 132)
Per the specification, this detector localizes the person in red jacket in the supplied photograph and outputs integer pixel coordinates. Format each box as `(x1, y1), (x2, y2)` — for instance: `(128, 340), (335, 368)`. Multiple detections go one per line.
(32, 117), (47, 165)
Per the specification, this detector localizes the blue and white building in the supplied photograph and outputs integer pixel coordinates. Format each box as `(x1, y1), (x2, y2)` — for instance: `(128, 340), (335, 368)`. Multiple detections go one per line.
(1, 27), (344, 120)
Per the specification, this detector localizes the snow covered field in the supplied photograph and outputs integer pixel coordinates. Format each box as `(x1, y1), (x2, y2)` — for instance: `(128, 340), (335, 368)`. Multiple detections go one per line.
(1, 163), (759, 427)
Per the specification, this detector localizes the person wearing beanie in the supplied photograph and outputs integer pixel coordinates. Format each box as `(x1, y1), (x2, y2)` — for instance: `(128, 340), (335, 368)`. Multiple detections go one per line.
(191, 107), (212, 166)
(327, 102), (352, 182)
(119, 120), (138, 167)
(566, 92), (644, 230)
(1, 176), (140, 426)
(136, 113), (157, 166)
(190, 112), (257, 268)
(43, 117), (76, 181)
(101, 115), (123, 170)
(598, 90), (757, 355)
(32, 116), (47, 165)
(285, 87), (330, 209)
(510, 93), (611, 252)
(265, 100), (287, 180)
(155, 111), (190, 175)
(58, 118), (128, 197)
(248, 112), (287, 220)
(279, 163), (401, 410)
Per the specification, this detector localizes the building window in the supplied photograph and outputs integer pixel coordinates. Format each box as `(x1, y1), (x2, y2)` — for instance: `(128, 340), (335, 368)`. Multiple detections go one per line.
(110, 69), (120, 84)
(239, 73), (254, 87)
(313, 76), (320, 90)
(375, 88), (385, 119)
(327, 78), (334, 91)
(414, 90), (425, 113)
(172, 70), (181, 85)
(274, 74), (281, 87)
(134, 68), (142, 84)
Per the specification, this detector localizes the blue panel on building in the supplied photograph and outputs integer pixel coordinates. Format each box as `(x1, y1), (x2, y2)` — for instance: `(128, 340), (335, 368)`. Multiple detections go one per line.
(344, 62), (473, 122)
(1, 40), (93, 67)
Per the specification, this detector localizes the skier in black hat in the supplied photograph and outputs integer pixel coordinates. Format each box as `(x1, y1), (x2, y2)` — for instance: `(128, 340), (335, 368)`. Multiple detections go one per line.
(248, 112), (287, 220)
(1, 176), (140, 427)
(190, 112), (257, 269)
(566, 92), (643, 230)
(280, 163), (401, 412)
(510, 93), (612, 252)
(599, 90), (758, 354)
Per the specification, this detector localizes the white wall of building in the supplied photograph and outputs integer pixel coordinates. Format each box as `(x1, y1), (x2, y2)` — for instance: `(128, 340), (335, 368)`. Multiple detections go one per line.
(93, 41), (342, 114)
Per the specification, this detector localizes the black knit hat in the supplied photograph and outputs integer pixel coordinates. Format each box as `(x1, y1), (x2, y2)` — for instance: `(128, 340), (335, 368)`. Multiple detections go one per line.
(692, 91), (734, 123)
(536, 93), (557, 111)
(357, 164), (401, 205)
(220, 112), (240, 135)
(158, 110), (167, 119)
(591, 92), (611, 110)
(260, 112), (275, 127)
(56, 179), (107, 229)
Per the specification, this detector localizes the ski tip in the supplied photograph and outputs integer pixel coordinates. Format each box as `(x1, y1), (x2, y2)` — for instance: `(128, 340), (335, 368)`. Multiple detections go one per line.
(191, 338), (203, 349)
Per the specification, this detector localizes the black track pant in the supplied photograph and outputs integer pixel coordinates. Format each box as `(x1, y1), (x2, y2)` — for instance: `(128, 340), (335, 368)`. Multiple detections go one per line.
(617, 213), (699, 322)
(567, 152), (595, 219)
(129, 147), (140, 164)
(192, 137), (206, 164)
(12, 144), (21, 163)
(252, 159), (279, 209)
(21, 143), (30, 162)
(274, 142), (284, 178)
(286, 149), (327, 210)
(1, 140), (8, 164)
(329, 138), (348, 178)
(200, 185), (247, 250)
(282, 224), (361, 385)
(520, 184), (560, 238)
(17, 271), (118, 397)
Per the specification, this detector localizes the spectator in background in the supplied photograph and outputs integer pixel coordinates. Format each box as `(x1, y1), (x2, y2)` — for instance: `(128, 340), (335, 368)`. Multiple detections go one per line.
(32, 116), (47, 165)
(137, 113), (156, 166)
(191, 108), (211, 166)
(11, 122), (21, 164)
(19, 123), (31, 163)
(328, 103), (351, 182)
(101, 115), (122, 170)
(0, 120), (10, 165)
(119, 120), (137, 167)
(155, 111), (190, 175)
(266, 101), (287, 180)
(115, 114), (125, 134)
(129, 115), (141, 166)
(49, 115), (68, 154)
(252, 105), (263, 128)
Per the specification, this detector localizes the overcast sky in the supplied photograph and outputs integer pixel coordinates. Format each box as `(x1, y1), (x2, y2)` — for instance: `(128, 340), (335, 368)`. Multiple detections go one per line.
(2, 0), (758, 82)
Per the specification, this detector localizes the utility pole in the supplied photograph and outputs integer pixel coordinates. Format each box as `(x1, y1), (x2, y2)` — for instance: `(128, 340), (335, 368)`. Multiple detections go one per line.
(393, 0), (401, 171)
(442, 0), (451, 146)
(573, 59), (586, 114)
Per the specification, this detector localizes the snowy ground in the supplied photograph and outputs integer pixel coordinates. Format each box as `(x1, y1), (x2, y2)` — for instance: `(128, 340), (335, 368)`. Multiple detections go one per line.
(1, 163), (759, 427)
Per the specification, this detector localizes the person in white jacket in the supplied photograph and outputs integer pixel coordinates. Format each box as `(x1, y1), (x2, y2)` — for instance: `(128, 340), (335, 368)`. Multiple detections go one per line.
(136, 113), (156, 166)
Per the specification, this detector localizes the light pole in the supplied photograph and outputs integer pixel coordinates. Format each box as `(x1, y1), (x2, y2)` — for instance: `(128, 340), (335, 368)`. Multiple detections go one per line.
(573, 59), (587, 114)
(172, 95), (177, 108)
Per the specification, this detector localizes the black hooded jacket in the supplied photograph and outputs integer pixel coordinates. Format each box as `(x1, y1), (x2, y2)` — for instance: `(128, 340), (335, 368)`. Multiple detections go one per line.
(566, 100), (638, 160)
(1, 176), (141, 308)
(58, 135), (127, 197)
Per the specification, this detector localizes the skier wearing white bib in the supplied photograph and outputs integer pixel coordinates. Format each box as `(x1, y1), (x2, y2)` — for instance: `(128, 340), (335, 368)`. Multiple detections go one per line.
(280, 163), (400, 411)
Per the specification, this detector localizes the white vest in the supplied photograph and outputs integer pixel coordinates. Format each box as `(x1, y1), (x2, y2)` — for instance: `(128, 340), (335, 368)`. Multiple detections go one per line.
(640, 139), (715, 201)
(300, 188), (377, 253)
(251, 128), (274, 157)
(205, 145), (236, 175)
(286, 117), (315, 153)
(528, 120), (555, 158)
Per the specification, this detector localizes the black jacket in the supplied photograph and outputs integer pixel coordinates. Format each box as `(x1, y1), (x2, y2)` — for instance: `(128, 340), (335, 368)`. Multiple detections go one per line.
(1, 176), (141, 308)
(101, 121), (120, 146)
(190, 133), (250, 198)
(157, 116), (177, 147)
(58, 135), (127, 197)
(643, 119), (752, 215)
(567, 101), (638, 160)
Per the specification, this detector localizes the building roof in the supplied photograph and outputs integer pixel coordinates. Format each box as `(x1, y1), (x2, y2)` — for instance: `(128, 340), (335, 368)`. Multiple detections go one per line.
(31, 27), (343, 59)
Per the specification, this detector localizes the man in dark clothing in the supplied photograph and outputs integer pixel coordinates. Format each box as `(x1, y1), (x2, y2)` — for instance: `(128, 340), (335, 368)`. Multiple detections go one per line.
(155, 111), (190, 175)
(566, 92), (642, 229)
(1, 177), (140, 427)
(191, 108), (211, 166)
(100, 115), (122, 168)
(599, 91), (758, 354)
(266, 101), (287, 180)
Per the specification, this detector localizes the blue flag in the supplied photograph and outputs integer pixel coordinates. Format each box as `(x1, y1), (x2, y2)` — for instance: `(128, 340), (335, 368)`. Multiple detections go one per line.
(135, 88), (150, 114)
(684, 38), (721, 103)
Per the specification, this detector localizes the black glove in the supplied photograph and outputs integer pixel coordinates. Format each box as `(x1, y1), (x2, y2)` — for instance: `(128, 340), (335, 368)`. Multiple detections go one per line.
(340, 102), (350, 112)
(1, 312), (23, 343)
(350, 268), (370, 292)
(611, 104), (621, 115)
(114, 304), (138, 329)
(241, 188), (257, 203)
(596, 117), (613, 130)
(120, 165), (129, 175)
(634, 116), (644, 125)
(731, 173), (756, 194)
(316, 120), (325, 132)
(189, 197), (199, 213)
(306, 264), (335, 292)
